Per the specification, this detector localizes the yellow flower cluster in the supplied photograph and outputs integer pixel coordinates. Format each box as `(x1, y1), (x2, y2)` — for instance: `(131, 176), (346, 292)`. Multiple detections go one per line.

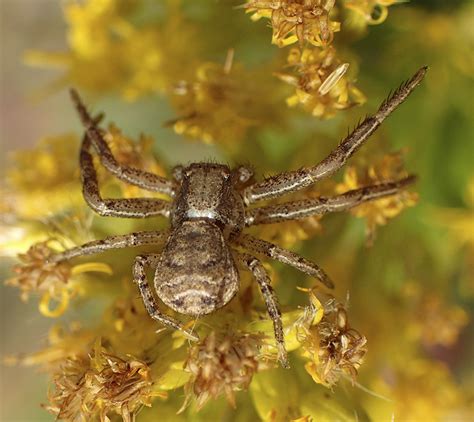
(244, 0), (370, 118)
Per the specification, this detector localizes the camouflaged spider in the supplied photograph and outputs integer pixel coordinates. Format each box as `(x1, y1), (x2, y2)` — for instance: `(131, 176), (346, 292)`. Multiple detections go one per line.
(51, 67), (426, 368)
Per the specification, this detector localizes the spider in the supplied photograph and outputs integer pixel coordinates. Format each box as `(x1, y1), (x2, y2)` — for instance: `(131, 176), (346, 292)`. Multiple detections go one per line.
(49, 67), (426, 368)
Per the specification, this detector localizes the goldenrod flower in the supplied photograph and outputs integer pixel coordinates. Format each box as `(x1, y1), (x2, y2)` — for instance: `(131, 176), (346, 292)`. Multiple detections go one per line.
(244, 0), (340, 47)
(276, 47), (365, 118)
(335, 151), (418, 245)
(299, 295), (367, 387)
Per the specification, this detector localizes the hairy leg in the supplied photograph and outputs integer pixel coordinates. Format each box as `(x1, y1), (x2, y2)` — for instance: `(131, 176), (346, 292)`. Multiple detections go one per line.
(242, 67), (427, 204)
(235, 251), (289, 368)
(133, 254), (199, 341)
(49, 230), (168, 262)
(233, 233), (334, 289)
(80, 135), (172, 218)
(70, 89), (176, 196)
(245, 175), (415, 226)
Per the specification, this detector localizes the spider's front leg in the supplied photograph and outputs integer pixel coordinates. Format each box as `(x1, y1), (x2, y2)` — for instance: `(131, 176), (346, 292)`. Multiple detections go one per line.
(70, 89), (176, 196)
(80, 135), (172, 218)
(245, 175), (415, 225)
(242, 67), (427, 204)
(133, 254), (199, 341)
(234, 250), (289, 368)
(233, 233), (334, 288)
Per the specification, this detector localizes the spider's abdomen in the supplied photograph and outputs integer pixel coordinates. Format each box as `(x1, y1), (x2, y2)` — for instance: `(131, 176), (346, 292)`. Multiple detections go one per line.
(154, 220), (239, 316)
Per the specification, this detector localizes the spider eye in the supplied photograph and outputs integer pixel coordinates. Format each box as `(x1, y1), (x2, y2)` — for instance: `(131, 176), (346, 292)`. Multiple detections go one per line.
(172, 165), (184, 181)
(236, 165), (253, 183)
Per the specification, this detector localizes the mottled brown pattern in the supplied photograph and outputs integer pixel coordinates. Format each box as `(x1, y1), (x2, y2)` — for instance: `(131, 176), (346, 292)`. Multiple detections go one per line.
(52, 67), (426, 368)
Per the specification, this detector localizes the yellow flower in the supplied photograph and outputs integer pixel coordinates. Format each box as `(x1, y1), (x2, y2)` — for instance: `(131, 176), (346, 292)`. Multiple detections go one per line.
(244, 0), (340, 47)
(44, 339), (166, 422)
(276, 47), (366, 118)
(335, 151), (418, 245)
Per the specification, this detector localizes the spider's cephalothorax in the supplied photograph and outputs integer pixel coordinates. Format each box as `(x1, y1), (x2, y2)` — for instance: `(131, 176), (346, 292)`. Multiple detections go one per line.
(52, 67), (427, 368)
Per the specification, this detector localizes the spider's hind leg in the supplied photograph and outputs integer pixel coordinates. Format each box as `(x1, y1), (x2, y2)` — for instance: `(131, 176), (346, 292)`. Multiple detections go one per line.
(133, 253), (199, 342)
(235, 250), (289, 368)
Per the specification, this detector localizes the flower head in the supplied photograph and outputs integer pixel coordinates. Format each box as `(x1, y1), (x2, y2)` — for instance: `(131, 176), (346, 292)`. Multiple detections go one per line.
(276, 47), (365, 118)
(245, 0), (340, 47)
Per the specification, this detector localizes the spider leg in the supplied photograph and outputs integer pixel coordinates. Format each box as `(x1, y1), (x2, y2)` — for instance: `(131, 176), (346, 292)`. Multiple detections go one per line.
(242, 67), (427, 204)
(133, 253), (199, 341)
(234, 250), (289, 368)
(245, 175), (415, 226)
(80, 134), (172, 218)
(233, 233), (334, 289)
(49, 230), (168, 263)
(70, 89), (176, 196)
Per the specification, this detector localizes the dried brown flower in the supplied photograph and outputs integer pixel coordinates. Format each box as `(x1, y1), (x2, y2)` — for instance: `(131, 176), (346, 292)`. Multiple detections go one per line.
(45, 340), (163, 422)
(5, 241), (71, 303)
(181, 331), (264, 411)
